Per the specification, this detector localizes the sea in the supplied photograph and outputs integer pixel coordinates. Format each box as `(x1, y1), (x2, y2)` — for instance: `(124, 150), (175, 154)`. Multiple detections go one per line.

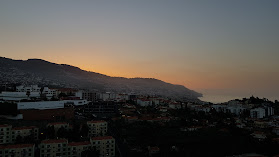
(197, 89), (278, 104)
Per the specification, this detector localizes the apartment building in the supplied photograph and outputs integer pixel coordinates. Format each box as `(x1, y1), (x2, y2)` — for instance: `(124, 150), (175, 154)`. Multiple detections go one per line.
(90, 136), (115, 157)
(250, 108), (266, 119)
(11, 126), (39, 143)
(87, 121), (107, 137)
(75, 90), (98, 102)
(16, 85), (40, 92)
(39, 139), (68, 157)
(0, 125), (12, 144)
(47, 122), (70, 133)
(68, 141), (91, 157)
(0, 144), (35, 157)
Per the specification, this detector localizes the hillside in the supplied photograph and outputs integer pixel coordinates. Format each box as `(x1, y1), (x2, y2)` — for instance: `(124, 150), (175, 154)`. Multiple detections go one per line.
(0, 57), (202, 100)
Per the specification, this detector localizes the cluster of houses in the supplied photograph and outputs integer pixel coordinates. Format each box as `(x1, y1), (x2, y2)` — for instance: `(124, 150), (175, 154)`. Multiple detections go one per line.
(0, 120), (115, 157)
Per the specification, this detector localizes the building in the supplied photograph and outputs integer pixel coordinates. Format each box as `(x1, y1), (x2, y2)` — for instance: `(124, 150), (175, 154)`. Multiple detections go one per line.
(17, 101), (64, 110)
(68, 141), (91, 157)
(90, 136), (115, 157)
(42, 87), (58, 99)
(84, 102), (117, 114)
(0, 91), (40, 101)
(11, 126), (39, 143)
(0, 124), (12, 144)
(168, 102), (182, 109)
(56, 88), (78, 96)
(226, 106), (246, 115)
(137, 98), (152, 106)
(87, 121), (107, 137)
(0, 125), (39, 145)
(99, 92), (117, 101)
(20, 108), (74, 120)
(148, 146), (160, 156)
(75, 90), (98, 102)
(47, 122), (70, 133)
(0, 144), (35, 157)
(250, 108), (266, 119)
(16, 85), (40, 92)
(63, 99), (89, 106)
(39, 139), (68, 157)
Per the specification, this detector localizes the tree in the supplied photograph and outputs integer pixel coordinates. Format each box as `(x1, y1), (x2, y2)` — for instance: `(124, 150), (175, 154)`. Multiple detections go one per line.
(26, 91), (30, 98)
(57, 127), (67, 138)
(15, 135), (23, 144)
(81, 148), (100, 157)
(46, 126), (55, 139)
(80, 124), (89, 137)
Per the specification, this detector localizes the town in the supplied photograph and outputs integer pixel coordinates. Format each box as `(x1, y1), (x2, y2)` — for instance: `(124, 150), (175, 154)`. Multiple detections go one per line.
(1, 84), (279, 157)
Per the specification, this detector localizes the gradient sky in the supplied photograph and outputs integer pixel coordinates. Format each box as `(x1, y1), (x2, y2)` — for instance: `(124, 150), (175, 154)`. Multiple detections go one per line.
(0, 1), (278, 102)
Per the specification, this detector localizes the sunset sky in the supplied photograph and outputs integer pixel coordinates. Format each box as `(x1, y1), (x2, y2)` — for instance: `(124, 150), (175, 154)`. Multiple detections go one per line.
(0, 1), (278, 102)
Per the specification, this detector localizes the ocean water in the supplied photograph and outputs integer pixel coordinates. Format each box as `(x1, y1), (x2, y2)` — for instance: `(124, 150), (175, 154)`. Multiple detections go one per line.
(199, 94), (245, 104)
(197, 89), (278, 104)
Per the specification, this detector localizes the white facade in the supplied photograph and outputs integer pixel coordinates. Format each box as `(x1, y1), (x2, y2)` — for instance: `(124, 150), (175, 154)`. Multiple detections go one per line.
(63, 99), (88, 106)
(250, 108), (266, 119)
(16, 85), (40, 92)
(212, 104), (227, 112)
(0, 92), (40, 101)
(226, 106), (246, 115)
(17, 101), (64, 110)
(169, 103), (182, 109)
(0, 125), (12, 144)
(42, 87), (57, 99)
(99, 92), (117, 101)
(264, 106), (274, 117)
(90, 136), (115, 157)
(137, 99), (152, 106)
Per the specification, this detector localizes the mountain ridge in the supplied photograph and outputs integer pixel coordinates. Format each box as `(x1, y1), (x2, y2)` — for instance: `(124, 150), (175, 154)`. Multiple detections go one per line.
(0, 57), (202, 100)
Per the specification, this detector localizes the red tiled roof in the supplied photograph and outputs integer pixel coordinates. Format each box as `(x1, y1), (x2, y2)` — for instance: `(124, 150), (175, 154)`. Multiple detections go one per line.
(0, 144), (34, 149)
(149, 146), (160, 151)
(12, 126), (37, 130)
(41, 139), (68, 144)
(57, 88), (78, 92)
(0, 124), (11, 128)
(139, 117), (153, 121)
(87, 120), (106, 124)
(127, 116), (138, 120)
(68, 141), (91, 146)
(48, 122), (68, 125)
(91, 136), (114, 140)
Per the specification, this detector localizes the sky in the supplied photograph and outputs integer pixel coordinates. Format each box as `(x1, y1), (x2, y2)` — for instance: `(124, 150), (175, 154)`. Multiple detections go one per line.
(0, 1), (278, 102)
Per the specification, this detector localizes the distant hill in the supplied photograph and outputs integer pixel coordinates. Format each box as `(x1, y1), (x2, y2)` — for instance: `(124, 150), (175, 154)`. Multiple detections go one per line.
(0, 57), (202, 100)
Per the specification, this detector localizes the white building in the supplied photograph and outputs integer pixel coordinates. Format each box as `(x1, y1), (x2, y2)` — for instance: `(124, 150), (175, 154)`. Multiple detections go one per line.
(0, 144), (35, 157)
(0, 124), (12, 144)
(137, 98), (152, 106)
(250, 108), (266, 119)
(17, 101), (64, 110)
(226, 106), (246, 115)
(87, 121), (108, 137)
(169, 102), (182, 109)
(264, 106), (274, 117)
(99, 92), (117, 101)
(212, 104), (227, 112)
(16, 85), (40, 92)
(68, 141), (91, 157)
(75, 90), (97, 102)
(63, 99), (89, 106)
(11, 126), (39, 143)
(42, 87), (57, 99)
(0, 92), (40, 101)
(39, 139), (68, 157)
(90, 136), (115, 157)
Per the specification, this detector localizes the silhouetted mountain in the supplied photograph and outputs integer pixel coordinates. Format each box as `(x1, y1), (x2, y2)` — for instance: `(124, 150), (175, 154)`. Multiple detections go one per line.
(0, 57), (202, 100)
